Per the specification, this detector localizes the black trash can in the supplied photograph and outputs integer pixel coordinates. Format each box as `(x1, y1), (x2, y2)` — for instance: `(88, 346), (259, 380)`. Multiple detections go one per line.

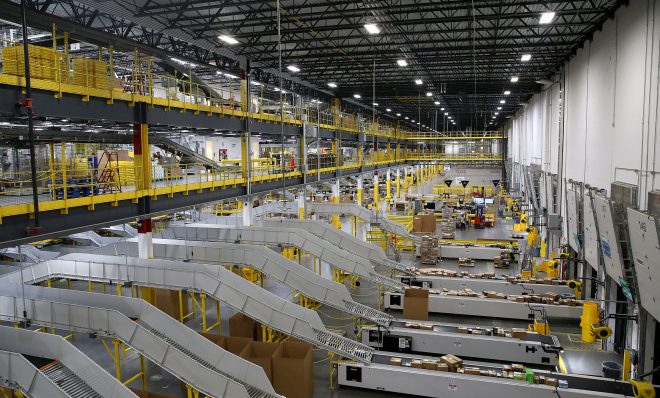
(602, 361), (622, 380)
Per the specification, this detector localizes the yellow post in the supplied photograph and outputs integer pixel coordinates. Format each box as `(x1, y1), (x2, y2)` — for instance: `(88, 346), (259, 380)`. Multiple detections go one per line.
(395, 170), (401, 199)
(622, 350), (631, 381)
(385, 170), (391, 202)
(241, 133), (248, 181)
(60, 142), (67, 201)
(373, 174), (379, 211)
(113, 339), (122, 381)
(580, 302), (599, 343)
(331, 97), (341, 128)
(134, 124), (151, 191)
(240, 76), (248, 113)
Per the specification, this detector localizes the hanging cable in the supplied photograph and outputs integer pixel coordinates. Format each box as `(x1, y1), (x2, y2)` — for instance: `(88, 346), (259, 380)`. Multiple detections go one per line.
(471, 0), (477, 131)
(277, 0), (286, 203)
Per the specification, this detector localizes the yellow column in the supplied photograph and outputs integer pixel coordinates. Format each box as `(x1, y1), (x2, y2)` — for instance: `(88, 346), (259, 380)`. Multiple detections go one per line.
(331, 97), (341, 128)
(356, 176), (363, 206)
(395, 169), (401, 199)
(241, 133), (248, 181)
(385, 169), (391, 202)
(403, 168), (409, 196)
(133, 123), (151, 191)
(373, 174), (379, 211)
(331, 180), (341, 228)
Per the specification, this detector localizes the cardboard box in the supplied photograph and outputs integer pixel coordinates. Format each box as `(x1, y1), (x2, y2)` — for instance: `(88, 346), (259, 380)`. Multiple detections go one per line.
(229, 313), (258, 339)
(272, 341), (314, 398)
(511, 363), (525, 372)
(545, 377), (559, 387)
(422, 360), (438, 370)
(440, 354), (463, 372)
(464, 367), (481, 375)
(512, 328), (528, 340)
(421, 214), (436, 233)
(411, 359), (423, 369)
(153, 288), (189, 321)
(436, 363), (449, 372)
(458, 326), (469, 334)
(242, 341), (283, 382)
(389, 357), (402, 366)
(412, 217), (423, 232)
(403, 288), (429, 321)
(200, 333), (253, 357)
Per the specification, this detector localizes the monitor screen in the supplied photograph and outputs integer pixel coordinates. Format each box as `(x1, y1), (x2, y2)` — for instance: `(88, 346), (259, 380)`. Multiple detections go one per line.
(473, 198), (485, 204)
(485, 198), (494, 204)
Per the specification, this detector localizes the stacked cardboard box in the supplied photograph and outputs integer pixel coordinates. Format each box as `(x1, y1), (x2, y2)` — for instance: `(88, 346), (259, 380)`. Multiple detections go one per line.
(2, 44), (67, 81)
(229, 313), (259, 339)
(440, 219), (455, 239)
(419, 235), (439, 264)
(72, 58), (108, 89)
(272, 341), (314, 398)
(458, 257), (475, 267)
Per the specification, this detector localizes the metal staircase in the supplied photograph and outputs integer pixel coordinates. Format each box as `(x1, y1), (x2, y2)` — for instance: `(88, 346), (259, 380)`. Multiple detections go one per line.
(41, 362), (102, 398)
(150, 134), (222, 172)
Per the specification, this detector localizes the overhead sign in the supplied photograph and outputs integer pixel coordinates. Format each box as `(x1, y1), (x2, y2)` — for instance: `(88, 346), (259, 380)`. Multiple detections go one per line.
(444, 180), (453, 187)
(492, 179), (500, 186)
(460, 180), (470, 188)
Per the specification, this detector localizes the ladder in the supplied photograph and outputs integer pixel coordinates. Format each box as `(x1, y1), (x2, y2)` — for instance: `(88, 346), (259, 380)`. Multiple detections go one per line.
(41, 361), (102, 398)
(611, 202), (641, 305)
(96, 151), (122, 194)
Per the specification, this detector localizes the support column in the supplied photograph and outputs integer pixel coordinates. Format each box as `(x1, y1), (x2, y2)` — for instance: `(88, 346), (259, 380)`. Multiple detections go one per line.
(297, 194), (305, 219)
(403, 167), (409, 196)
(356, 175), (363, 206)
(385, 169), (391, 202)
(331, 180), (341, 228)
(242, 198), (253, 226)
(137, 219), (153, 259)
(396, 169), (401, 199)
(373, 173), (379, 212)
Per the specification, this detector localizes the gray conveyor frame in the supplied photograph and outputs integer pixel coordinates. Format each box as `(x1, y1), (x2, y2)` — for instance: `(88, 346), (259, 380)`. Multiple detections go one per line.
(96, 239), (394, 327)
(399, 274), (573, 296)
(155, 223), (405, 291)
(0, 283), (280, 398)
(3, 255), (374, 363)
(0, 325), (139, 398)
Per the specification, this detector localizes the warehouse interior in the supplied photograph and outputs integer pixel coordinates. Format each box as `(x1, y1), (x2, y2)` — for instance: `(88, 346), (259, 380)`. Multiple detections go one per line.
(0, 0), (659, 397)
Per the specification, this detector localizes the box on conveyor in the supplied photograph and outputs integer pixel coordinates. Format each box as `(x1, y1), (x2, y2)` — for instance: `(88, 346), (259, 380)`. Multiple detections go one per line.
(440, 354), (463, 372)
(403, 288), (429, 321)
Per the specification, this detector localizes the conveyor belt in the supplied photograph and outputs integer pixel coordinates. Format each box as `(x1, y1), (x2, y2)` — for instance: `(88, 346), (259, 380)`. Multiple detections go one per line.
(96, 239), (394, 327)
(0, 283), (279, 398)
(252, 201), (297, 217)
(257, 218), (413, 274)
(6, 255), (375, 364)
(0, 325), (139, 398)
(41, 362), (102, 398)
(399, 275), (573, 296)
(307, 202), (419, 241)
(0, 350), (72, 398)
(156, 223), (405, 292)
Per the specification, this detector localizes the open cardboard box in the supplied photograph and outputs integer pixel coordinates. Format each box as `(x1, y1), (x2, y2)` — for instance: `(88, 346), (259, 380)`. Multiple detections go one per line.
(130, 389), (177, 398)
(272, 341), (314, 398)
(229, 313), (258, 340)
(200, 332), (252, 356)
(242, 341), (283, 382)
(403, 288), (429, 320)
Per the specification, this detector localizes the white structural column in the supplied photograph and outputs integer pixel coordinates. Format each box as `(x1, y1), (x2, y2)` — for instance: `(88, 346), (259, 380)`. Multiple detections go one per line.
(395, 168), (401, 198)
(385, 169), (392, 201)
(137, 218), (153, 259)
(242, 198), (253, 227)
(356, 175), (363, 205)
(297, 194), (306, 219)
(331, 180), (341, 228)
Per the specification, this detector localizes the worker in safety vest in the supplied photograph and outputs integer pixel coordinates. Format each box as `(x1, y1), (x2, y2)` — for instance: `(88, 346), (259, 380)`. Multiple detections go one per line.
(506, 241), (515, 261)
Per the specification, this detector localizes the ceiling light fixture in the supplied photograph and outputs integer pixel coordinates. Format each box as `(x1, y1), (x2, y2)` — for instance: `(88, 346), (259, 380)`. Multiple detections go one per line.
(539, 11), (556, 24)
(287, 65), (300, 73)
(495, 112), (499, 115)
(364, 23), (381, 34)
(373, 103), (379, 106)
(497, 107), (502, 110)
(397, 59), (408, 67)
(415, 79), (423, 85)
(218, 35), (239, 45)
(510, 76), (519, 83)
(405, 116), (409, 120)
(521, 54), (532, 62)
(354, 94), (361, 99)
(386, 108), (392, 112)
(441, 107), (445, 111)
(396, 113), (401, 116)
(327, 82), (337, 88)
(504, 90), (511, 95)
(434, 101), (440, 105)
(500, 100), (506, 104)
(426, 92), (433, 97)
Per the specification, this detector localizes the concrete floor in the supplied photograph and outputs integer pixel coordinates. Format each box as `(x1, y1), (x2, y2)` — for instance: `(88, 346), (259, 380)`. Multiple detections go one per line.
(7, 173), (621, 397)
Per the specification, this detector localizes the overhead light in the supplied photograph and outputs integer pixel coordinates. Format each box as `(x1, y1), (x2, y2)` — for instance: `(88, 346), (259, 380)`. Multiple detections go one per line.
(416, 122), (420, 125)
(540, 11), (556, 24)
(448, 116), (452, 119)
(504, 90), (511, 95)
(218, 35), (239, 45)
(404, 116), (409, 120)
(354, 94), (361, 98)
(251, 81), (261, 86)
(216, 71), (222, 75)
(422, 124), (425, 127)
(386, 108), (391, 112)
(497, 107), (502, 110)
(495, 112), (499, 115)
(327, 82), (337, 88)
(396, 113), (401, 116)
(511, 76), (519, 82)
(415, 79), (423, 85)
(434, 101), (440, 105)
(412, 119), (416, 122)
(521, 54), (532, 62)
(444, 112), (448, 115)
(426, 92), (433, 97)
(440, 107), (445, 111)
(397, 59), (408, 67)
(364, 23), (381, 34)
(500, 100), (506, 104)
(287, 65), (300, 73)
(492, 116), (496, 119)
(373, 103), (379, 106)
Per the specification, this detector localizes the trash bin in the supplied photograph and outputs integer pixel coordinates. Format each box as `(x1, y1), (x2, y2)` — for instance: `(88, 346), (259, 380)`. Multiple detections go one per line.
(602, 361), (622, 379)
